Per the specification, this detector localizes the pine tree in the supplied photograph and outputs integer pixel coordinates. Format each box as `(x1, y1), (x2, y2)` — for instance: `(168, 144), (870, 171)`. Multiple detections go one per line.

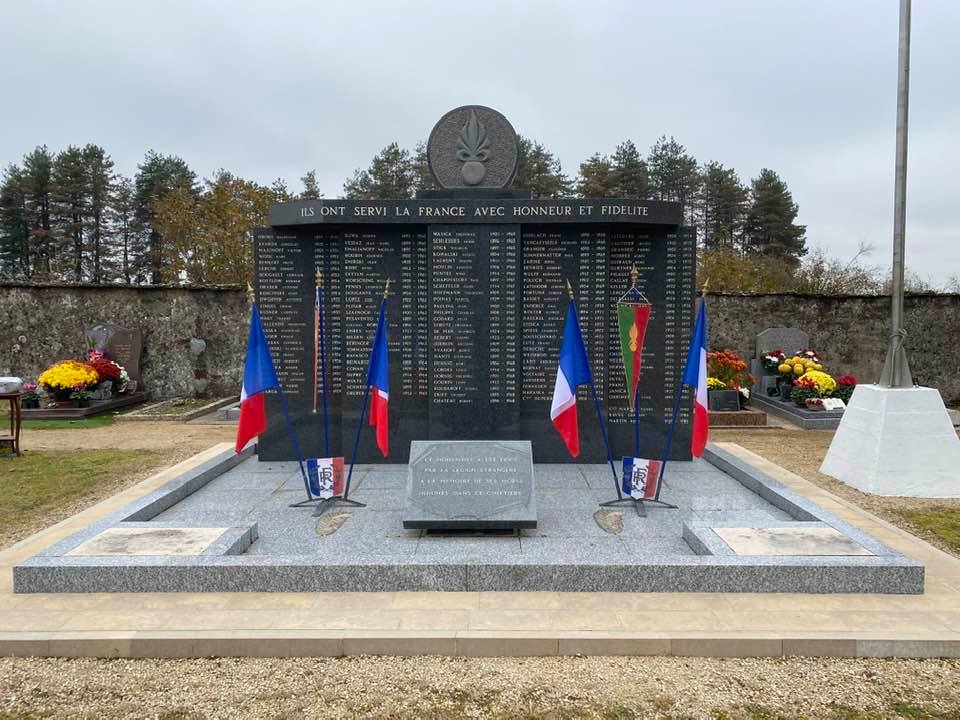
(343, 143), (415, 199)
(83, 145), (115, 283)
(21, 146), (55, 279)
(743, 168), (807, 263)
(134, 150), (197, 284)
(697, 161), (748, 250)
(647, 136), (700, 222)
(299, 171), (320, 199)
(576, 153), (614, 197)
(515, 137), (572, 198)
(51, 146), (89, 281)
(110, 175), (139, 284)
(0, 165), (29, 278)
(610, 140), (649, 198)
(411, 141), (437, 193)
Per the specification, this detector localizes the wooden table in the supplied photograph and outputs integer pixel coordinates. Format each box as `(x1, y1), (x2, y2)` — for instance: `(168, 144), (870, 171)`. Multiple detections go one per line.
(0, 392), (22, 457)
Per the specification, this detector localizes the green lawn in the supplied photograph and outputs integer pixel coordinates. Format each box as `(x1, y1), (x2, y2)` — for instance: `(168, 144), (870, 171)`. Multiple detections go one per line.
(896, 507), (960, 556)
(0, 449), (158, 541)
(20, 414), (116, 430)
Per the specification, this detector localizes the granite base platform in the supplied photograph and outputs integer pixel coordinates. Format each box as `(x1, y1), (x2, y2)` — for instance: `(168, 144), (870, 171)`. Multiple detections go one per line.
(751, 394), (844, 430)
(13, 444), (923, 594)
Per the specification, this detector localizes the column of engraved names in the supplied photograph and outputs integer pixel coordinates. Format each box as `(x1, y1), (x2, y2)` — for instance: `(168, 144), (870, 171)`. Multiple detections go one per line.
(313, 231), (342, 396)
(664, 228), (697, 437)
(575, 228), (608, 403)
(488, 226), (518, 407)
(400, 229), (428, 399)
(429, 227), (484, 406)
(254, 229), (308, 397)
(520, 229), (579, 404)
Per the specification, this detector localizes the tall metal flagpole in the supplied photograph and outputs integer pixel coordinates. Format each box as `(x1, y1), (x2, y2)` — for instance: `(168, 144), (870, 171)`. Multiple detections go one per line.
(879, 0), (913, 388)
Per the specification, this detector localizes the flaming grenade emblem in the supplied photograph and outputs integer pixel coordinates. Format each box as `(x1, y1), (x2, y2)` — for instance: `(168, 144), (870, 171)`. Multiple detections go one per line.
(456, 110), (491, 185)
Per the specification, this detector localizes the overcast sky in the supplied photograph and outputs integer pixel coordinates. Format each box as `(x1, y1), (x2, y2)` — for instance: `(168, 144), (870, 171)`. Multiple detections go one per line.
(3, 1), (958, 283)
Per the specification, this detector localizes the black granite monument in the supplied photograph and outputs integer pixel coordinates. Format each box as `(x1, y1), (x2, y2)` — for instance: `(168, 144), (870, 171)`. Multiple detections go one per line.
(254, 105), (696, 464)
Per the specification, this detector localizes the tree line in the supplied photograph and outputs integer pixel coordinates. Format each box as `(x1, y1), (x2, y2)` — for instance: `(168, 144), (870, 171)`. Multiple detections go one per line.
(2, 134), (915, 292)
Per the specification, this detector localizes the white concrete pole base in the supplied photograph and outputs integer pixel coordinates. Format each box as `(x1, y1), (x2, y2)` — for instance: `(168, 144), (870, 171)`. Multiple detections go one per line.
(820, 384), (960, 497)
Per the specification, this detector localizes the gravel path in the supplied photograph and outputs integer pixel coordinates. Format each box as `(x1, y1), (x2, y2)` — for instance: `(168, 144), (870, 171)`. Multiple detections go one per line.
(2, 656), (959, 719)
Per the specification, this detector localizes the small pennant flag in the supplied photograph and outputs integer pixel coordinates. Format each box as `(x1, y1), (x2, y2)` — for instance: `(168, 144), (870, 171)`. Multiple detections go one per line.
(307, 457), (345, 499)
(550, 299), (592, 458)
(617, 303), (651, 406)
(235, 303), (279, 453)
(682, 298), (709, 457)
(366, 298), (390, 457)
(621, 456), (662, 499)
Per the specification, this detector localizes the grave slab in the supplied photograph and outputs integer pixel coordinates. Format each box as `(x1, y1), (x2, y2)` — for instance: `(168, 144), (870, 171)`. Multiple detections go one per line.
(712, 526), (873, 556)
(66, 527), (228, 556)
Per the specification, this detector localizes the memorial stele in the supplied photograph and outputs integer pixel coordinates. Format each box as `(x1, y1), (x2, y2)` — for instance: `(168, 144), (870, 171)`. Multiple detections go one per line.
(254, 105), (696, 464)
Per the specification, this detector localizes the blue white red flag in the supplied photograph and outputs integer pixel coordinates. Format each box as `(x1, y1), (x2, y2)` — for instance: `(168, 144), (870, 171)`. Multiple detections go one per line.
(622, 456), (663, 499)
(235, 302), (279, 453)
(550, 299), (593, 458)
(681, 298), (709, 457)
(366, 299), (389, 457)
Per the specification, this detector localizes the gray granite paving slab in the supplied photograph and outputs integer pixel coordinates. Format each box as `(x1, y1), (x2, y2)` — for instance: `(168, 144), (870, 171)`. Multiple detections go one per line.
(13, 445), (925, 594)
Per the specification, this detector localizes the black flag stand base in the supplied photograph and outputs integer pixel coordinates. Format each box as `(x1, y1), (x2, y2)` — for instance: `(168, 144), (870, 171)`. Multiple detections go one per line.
(310, 496), (366, 517)
(598, 497), (678, 518)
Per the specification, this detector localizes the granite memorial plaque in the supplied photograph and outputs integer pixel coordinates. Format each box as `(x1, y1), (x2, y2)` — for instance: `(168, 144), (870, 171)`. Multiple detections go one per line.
(754, 327), (810, 358)
(85, 322), (143, 385)
(254, 106), (697, 464)
(402, 440), (536, 530)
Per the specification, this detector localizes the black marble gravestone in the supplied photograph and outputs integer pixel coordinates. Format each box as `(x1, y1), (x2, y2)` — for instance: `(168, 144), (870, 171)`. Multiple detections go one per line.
(254, 105), (697, 464)
(85, 323), (143, 387)
(402, 440), (536, 530)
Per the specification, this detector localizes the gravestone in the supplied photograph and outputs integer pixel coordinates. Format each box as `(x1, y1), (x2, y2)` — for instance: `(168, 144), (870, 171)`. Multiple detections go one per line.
(402, 440), (536, 530)
(86, 323), (143, 387)
(254, 105), (698, 463)
(752, 327), (810, 397)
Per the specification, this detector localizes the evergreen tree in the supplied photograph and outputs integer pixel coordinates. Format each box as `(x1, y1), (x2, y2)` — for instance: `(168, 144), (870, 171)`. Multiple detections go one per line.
(21, 146), (55, 279)
(0, 165), (29, 278)
(343, 142), (415, 199)
(270, 178), (292, 203)
(647, 136), (700, 222)
(576, 153), (614, 197)
(83, 145), (115, 283)
(743, 168), (807, 263)
(610, 140), (649, 198)
(134, 150), (197, 284)
(299, 171), (320, 199)
(51, 146), (88, 281)
(697, 161), (748, 250)
(514, 137), (572, 198)
(110, 175), (139, 284)
(411, 141), (437, 193)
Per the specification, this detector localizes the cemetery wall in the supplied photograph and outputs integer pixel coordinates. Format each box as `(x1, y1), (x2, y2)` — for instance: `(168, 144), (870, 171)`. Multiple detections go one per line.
(1, 283), (958, 404)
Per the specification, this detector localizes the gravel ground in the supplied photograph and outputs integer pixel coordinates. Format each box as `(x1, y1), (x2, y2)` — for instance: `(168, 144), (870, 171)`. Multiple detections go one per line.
(2, 656), (960, 719)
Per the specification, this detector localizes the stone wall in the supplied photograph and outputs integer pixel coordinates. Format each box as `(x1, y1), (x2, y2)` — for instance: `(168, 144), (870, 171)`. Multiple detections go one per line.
(1, 283), (958, 404)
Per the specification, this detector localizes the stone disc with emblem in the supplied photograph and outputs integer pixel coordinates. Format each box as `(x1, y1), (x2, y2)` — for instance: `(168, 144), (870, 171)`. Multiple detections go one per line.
(427, 105), (519, 190)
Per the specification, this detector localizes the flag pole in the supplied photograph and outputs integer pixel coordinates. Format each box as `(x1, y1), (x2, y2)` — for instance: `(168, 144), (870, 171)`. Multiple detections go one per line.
(568, 280), (621, 501)
(317, 271), (331, 457)
(339, 278), (391, 510)
(246, 283), (311, 501)
(655, 279), (708, 503)
(630, 265), (641, 458)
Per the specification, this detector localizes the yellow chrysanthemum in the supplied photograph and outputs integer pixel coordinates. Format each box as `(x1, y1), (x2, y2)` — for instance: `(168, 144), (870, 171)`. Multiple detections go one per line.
(37, 360), (99, 391)
(798, 370), (837, 396)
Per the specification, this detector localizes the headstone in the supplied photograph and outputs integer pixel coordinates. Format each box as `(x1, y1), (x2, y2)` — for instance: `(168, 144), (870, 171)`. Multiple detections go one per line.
(752, 327), (811, 397)
(402, 440), (536, 530)
(86, 323), (143, 386)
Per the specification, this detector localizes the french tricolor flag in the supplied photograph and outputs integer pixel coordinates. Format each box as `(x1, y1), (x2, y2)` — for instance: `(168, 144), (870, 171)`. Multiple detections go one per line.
(682, 298), (709, 457)
(235, 302), (280, 453)
(550, 299), (593, 458)
(366, 298), (390, 457)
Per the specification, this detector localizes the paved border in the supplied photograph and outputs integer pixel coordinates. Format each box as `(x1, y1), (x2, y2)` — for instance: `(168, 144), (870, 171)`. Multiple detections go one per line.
(11, 445), (922, 594)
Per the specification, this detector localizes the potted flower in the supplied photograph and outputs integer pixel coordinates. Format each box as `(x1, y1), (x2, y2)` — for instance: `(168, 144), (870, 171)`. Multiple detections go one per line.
(87, 351), (128, 394)
(21, 382), (40, 409)
(761, 349), (786, 373)
(69, 384), (94, 408)
(37, 360), (100, 406)
(707, 349), (753, 410)
(835, 375), (857, 404)
(790, 370), (838, 408)
(777, 350), (824, 402)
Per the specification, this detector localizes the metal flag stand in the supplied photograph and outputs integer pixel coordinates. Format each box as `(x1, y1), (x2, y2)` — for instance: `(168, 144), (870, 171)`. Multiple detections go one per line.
(310, 279), (391, 517)
(599, 266), (677, 517)
(290, 271), (337, 509)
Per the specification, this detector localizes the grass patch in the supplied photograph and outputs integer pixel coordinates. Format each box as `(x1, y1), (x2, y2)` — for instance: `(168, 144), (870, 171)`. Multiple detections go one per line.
(896, 507), (960, 555)
(0, 449), (158, 538)
(20, 414), (116, 430)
